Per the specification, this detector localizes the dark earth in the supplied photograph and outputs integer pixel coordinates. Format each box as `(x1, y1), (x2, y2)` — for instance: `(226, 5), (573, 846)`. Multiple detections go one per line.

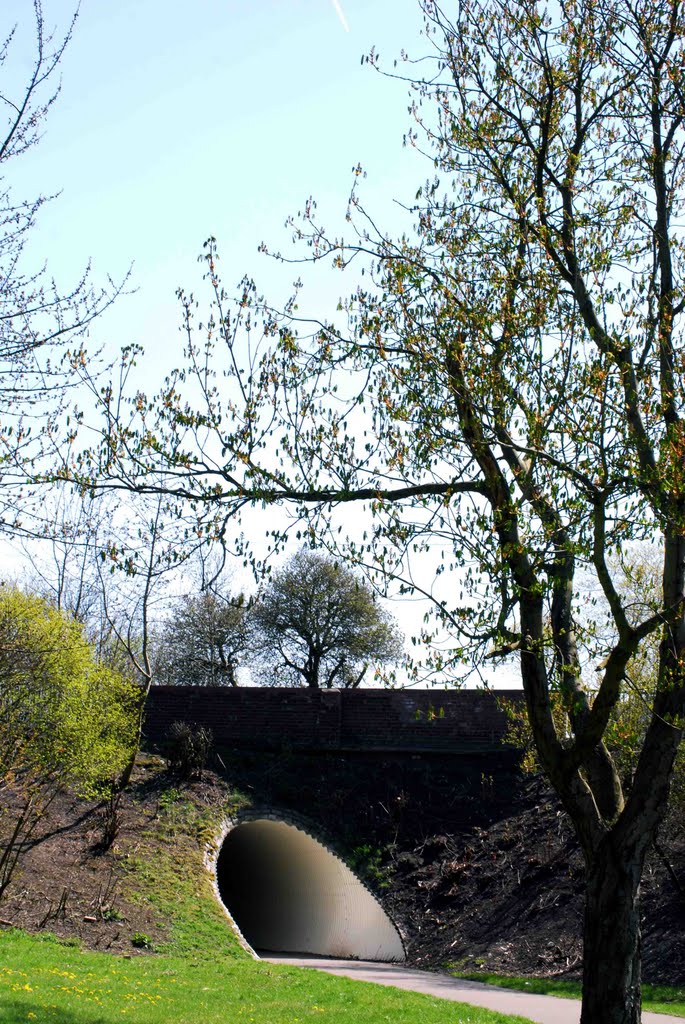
(1, 744), (683, 985)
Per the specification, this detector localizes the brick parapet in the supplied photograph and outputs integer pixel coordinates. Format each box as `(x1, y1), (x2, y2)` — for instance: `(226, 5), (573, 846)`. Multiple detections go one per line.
(143, 686), (524, 754)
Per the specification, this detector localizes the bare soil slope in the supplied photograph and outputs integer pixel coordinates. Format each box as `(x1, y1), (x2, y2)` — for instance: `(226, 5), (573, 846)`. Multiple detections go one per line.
(384, 777), (685, 984)
(0, 754), (231, 955)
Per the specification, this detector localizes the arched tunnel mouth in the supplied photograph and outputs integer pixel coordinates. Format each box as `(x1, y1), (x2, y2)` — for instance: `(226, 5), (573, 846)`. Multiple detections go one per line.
(213, 817), (405, 962)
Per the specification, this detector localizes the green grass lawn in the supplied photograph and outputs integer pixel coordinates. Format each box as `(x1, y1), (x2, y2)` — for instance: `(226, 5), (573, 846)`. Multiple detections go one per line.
(449, 971), (685, 1018)
(0, 929), (538, 1024)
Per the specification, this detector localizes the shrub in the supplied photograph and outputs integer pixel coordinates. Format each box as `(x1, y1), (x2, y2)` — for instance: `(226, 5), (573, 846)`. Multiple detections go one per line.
(0, 586), (138, 899)
(165, 721), (213, 779)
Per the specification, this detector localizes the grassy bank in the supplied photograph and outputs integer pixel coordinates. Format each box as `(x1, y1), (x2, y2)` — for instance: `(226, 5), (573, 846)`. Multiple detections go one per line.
(1, 930), (538, 1024)
(450, 971), (685, 1018)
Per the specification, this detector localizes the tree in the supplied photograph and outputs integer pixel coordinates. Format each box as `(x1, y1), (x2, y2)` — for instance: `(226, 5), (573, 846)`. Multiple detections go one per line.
(0, 586), (138, 900)
(602, 548), (685, 816)
(599, 548), (666, 782)
(154, 586), (249, 687)
(0, 1), (123, 534)
(505, 546), (675, 783)
(251, 550), (403, 689)
(78, 0), (685, 1019)
(20, 487), (114, 631)
(90, 488), (212, 786)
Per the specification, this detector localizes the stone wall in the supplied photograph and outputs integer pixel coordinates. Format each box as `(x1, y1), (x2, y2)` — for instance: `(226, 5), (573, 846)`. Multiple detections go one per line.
(144, 686), (524, 754)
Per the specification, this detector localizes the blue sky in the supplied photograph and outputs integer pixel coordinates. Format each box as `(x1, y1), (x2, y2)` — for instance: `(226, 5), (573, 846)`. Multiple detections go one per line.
(7, 0), (426, 367)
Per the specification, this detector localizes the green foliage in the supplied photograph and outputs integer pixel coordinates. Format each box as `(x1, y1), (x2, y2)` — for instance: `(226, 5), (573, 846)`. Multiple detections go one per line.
(0, 586), (138, 899)
(252, 549), (403, 688)
(348, 843), (392, 889)
(102, 906), (123, 922)
(498, 694), (568, 776)
(0, 586), (138, 796)
(156, 787), (183, 814)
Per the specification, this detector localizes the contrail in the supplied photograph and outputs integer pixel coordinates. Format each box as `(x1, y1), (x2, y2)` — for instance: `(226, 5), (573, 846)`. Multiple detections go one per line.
(331, 0), (350, 32)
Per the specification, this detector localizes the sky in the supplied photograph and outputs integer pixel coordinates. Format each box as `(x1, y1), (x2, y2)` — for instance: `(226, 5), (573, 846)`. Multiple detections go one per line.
(2, 0), (521, 688)
(8, 0), (425, 362)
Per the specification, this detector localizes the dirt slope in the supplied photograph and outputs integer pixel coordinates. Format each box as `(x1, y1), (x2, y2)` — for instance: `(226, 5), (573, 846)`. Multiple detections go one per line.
(384, 776), (685, 984)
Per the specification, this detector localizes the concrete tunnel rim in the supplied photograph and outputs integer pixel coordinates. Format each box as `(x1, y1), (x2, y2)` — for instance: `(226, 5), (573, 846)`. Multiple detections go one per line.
(205, 806), (407, 962)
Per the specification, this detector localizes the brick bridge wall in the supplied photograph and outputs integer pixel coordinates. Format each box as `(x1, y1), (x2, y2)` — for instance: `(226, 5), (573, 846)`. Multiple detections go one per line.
(143, 687), (525, 755)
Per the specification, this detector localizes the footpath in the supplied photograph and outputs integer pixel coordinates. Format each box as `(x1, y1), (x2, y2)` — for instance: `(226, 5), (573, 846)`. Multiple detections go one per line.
(263, 955), (684, 1024)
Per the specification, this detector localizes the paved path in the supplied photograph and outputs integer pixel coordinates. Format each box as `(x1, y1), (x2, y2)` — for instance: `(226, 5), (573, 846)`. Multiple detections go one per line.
(263, 955), (684, 1024)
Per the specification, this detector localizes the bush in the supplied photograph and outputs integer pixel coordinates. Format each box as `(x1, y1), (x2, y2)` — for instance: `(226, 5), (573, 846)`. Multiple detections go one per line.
(0, 586), (139, 899)
(165, 721), (213, 779)
(0, 586), (138, 793)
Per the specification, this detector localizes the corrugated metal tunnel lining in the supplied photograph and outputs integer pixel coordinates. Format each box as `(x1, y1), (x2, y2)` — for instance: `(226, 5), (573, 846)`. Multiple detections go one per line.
(215, 818), (405, 962)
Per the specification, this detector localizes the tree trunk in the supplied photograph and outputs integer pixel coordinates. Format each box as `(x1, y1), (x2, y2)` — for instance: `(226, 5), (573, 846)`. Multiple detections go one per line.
(581, 842), (642, 1024)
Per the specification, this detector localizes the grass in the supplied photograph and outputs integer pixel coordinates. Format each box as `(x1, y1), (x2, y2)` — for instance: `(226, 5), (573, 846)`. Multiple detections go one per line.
(0, 770), (537, 1024)
(120, 789), (250, 959)
(0, 929), (537, 1024)
(449, 971), (685, 1018)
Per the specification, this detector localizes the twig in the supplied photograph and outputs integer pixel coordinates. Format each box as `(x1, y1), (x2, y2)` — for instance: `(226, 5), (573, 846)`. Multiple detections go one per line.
(654, 839), (685, 904)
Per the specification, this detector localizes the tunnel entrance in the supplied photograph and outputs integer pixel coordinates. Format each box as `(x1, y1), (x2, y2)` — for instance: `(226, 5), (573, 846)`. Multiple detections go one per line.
(214, 818), (405, 962)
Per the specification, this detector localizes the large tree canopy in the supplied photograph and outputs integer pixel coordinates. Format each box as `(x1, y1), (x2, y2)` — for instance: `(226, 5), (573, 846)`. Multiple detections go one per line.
(82, 0), (685, 1020)
(154, 587), (248, 687)
(251, 549), (403, 689)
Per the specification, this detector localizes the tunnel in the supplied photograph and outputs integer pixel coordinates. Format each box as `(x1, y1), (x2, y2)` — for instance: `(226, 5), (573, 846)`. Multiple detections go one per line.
(213, 817), (405, 962)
